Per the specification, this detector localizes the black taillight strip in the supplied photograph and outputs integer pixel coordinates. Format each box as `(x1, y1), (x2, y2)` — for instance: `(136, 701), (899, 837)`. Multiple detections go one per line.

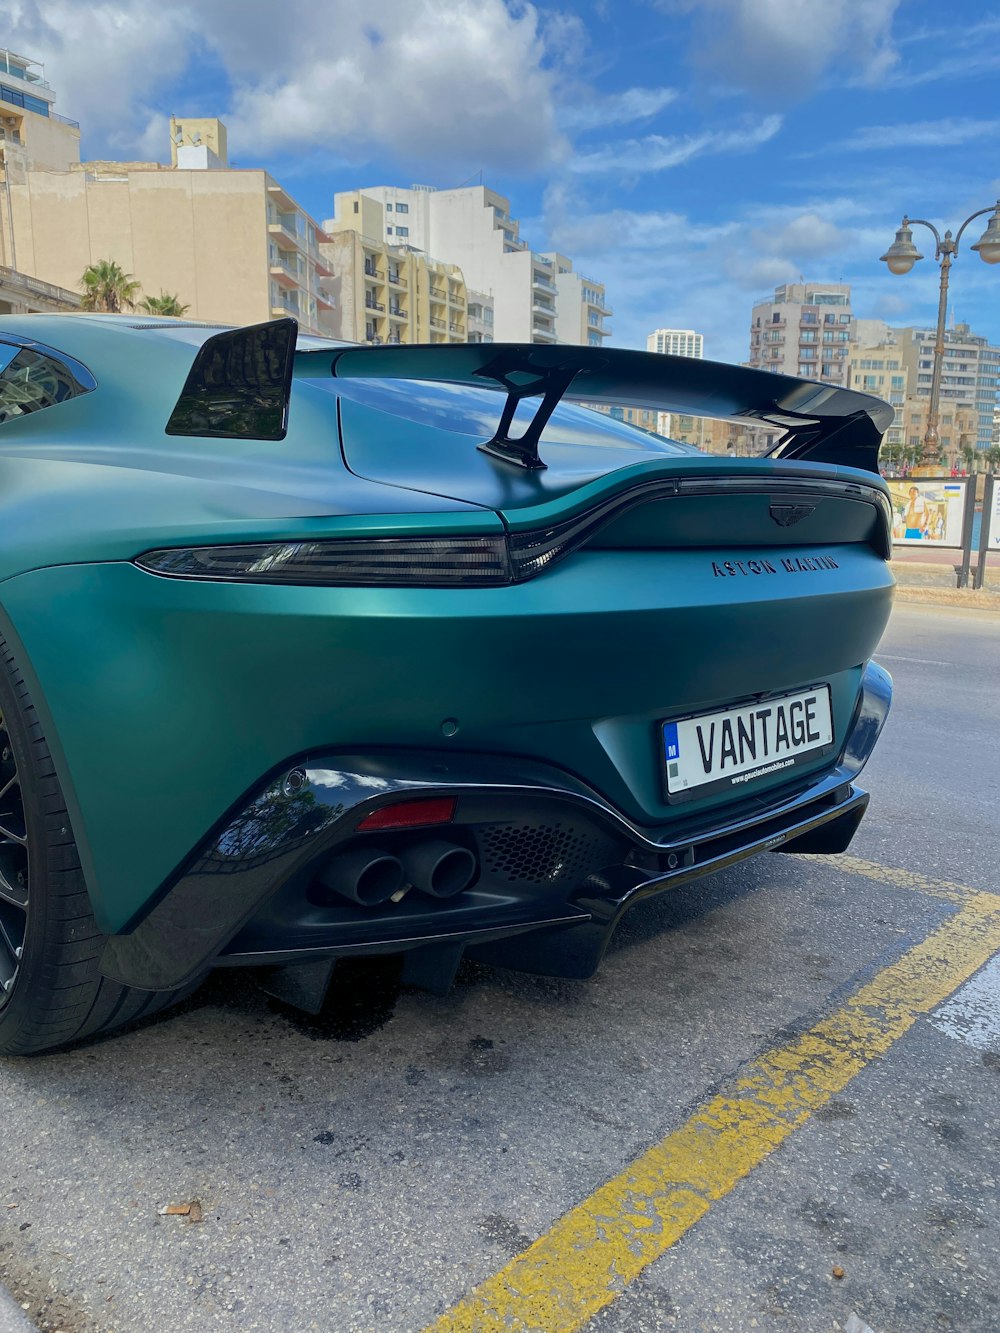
(135, 475), (892, 587)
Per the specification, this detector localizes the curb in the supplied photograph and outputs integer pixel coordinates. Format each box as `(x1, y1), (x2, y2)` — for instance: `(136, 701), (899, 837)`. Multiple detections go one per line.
(0, 1284), (34, 1333)
(893, 585), (1000, 612)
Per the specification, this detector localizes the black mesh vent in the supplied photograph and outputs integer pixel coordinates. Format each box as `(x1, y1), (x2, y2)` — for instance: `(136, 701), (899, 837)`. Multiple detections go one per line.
(477, 822), (616, 885)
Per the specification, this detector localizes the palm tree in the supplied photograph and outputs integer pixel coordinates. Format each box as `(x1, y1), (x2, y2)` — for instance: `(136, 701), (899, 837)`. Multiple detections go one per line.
(138, 292), (190, 317)
(79, 260), (141, 313)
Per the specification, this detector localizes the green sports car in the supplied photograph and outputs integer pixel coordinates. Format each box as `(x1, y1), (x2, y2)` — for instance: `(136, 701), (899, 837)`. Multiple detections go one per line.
(0, 315), (893, 1055)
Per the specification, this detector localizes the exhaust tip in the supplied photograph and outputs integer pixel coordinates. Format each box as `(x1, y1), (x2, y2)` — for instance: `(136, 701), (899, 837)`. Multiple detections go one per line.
(404, 841), (478, 899)
(319, 847), (405, 907)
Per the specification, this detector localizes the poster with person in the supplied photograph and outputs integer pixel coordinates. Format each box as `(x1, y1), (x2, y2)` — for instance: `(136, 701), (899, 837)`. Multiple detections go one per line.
(985, 478), (1000, 551)
(887, 479), (967, 548)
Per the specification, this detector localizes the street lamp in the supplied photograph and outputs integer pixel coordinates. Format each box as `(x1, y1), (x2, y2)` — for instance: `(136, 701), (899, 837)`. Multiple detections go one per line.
(879, 200), (1000, 463)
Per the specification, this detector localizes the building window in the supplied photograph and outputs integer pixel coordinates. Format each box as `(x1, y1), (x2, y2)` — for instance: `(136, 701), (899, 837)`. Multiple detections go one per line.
(396, 226), (409, 237)
(386, 203), (393, 211)
(353, 201), (359, 213)
(396, 203), (409, 214)
(838, 314), (851, 324)
(386, 226), (393, 234)
(772, 312), (781, 323)
(800, 331), (816, 343)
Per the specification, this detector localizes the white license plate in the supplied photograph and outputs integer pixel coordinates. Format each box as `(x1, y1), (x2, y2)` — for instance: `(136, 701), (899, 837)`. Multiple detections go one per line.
(662, 685), (834, 801)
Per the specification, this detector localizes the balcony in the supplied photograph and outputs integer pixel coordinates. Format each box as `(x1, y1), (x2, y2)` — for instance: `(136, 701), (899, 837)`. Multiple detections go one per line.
(448, 322), (462, 334)
(533, 302), (555, 316)
(429, 316), (446, 330)
(363, 263), (384, 281)
(387, 270), (406, 287)
(365, 299), (385, 313)
(267, 220), (301, 251)
(429, 286), (447, 301)
(532, 274), (557, 294)
(388, 306), (407, 320)
(269, 263), (299, 289)
(531, 328), (558, 344)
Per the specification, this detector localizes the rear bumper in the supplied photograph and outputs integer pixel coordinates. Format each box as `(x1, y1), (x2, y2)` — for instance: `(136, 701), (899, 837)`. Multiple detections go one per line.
(99, 661), (892, 992)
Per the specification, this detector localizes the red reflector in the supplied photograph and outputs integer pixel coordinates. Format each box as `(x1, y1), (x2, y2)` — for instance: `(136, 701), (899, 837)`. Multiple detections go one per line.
(356, 797), (457, 832)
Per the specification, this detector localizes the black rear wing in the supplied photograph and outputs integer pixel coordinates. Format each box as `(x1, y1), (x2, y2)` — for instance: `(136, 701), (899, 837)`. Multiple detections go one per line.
(167, 320), (893, 473)
(297, 340), (893, 473)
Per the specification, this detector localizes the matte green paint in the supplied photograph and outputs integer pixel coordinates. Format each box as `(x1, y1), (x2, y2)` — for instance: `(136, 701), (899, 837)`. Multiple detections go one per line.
(0, 545), (891, 934)
(0, 316), (894, 937)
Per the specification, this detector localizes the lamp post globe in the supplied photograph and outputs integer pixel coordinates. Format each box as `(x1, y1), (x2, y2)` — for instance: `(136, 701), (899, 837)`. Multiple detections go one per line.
(878, 200), (1000, 467)
(970, 208), (1000, 265)
(879, 222), (923, 275)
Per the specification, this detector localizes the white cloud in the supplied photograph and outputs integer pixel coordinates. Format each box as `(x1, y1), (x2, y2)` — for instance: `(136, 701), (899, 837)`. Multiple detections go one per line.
(2, 0), (569, 173)
(751, 211), (848, 259)
(570, 114), (782, 175)
(668, 0), (900, 98)
(836, 118), (1000, 152)
(561, 86), (678, 132)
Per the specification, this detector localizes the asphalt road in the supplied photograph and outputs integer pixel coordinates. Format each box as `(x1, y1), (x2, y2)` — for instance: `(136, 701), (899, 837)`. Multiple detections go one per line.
(1, 602), (999, 1333)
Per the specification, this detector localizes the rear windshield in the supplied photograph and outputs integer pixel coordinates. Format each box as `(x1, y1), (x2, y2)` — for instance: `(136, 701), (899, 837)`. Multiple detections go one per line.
(322, 376), (697, 454)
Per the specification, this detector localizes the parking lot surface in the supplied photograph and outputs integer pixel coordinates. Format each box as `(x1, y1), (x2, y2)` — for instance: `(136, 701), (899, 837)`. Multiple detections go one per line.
(1, 603), (998, 1333)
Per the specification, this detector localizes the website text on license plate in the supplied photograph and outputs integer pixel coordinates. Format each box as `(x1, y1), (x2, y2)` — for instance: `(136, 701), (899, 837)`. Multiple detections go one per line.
(662, 685), (833, 801)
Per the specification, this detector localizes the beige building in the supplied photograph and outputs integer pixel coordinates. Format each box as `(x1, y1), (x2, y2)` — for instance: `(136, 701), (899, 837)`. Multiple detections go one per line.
(1, 76), (336, 335)
(322, 191), (472, 344)
(0, 263), (78, 314)
(350, 183), (610, 345)
(748, 282), (853, 386)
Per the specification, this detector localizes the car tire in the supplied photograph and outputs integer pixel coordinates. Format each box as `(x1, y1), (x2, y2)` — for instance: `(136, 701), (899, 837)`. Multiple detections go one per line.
(0, 633), (192, 1056)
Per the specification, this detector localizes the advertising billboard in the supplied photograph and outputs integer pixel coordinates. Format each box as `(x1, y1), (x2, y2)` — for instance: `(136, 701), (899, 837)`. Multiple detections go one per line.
(888, 478), (968, 549)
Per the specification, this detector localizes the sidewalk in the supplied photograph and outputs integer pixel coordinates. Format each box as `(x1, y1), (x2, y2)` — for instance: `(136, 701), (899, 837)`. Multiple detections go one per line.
(890, 557), (1000, 611)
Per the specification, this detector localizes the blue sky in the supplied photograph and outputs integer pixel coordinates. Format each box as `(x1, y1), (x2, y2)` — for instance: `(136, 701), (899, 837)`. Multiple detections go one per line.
(8, 0), (1000, 361)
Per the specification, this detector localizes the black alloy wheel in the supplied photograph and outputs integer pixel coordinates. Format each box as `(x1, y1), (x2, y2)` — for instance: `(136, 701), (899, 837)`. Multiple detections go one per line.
(0, 710), (28, 1005)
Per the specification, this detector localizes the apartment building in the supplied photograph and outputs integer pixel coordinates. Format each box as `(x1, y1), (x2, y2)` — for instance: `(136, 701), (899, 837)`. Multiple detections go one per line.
(322, 191), (477, 344)
(847, 327), (987, 464)
(748, 282), (853, 385)
(1, 45), (81, 288)
(2, 88), (335, 335)
(347, 184), (610, 346)
(893, 323), (1000, 452)
(646, 328), (704, 358)
(846, 335), (908, 454)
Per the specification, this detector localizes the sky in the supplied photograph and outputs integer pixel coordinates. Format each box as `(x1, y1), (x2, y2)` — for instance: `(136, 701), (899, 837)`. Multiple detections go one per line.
(6, 0), (1000, 362)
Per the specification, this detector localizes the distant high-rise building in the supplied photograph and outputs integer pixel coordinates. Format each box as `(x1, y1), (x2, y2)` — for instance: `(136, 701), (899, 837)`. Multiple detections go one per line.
(646, 328), (703, 358)
(345, 183), (610, 346)
(748, 282), (853, 386)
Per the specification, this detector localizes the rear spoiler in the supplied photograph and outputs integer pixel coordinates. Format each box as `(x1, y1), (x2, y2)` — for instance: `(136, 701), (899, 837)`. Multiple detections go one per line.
(297, 341), (893, 473)
(167, 321), (893, 473)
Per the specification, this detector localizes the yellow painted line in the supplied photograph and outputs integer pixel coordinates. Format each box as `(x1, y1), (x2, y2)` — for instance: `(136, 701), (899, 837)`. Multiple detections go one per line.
(830, 854), (992, 906)
(426, 890), (1000, 1333)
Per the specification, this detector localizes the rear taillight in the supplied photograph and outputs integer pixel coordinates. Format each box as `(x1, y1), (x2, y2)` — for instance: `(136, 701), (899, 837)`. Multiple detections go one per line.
(136, 535), (512, 586)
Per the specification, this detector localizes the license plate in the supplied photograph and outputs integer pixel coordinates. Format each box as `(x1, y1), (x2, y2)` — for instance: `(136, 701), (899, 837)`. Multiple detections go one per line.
(662, 685), (834, 801)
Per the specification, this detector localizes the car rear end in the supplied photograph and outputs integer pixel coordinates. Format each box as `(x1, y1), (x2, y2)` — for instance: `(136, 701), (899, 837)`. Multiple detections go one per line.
(85, 333), (894, 996)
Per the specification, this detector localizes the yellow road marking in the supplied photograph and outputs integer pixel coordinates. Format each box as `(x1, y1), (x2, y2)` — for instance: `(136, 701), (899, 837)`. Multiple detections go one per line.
(830, 854), (986, 906)
(426, 887), (1000, 1333)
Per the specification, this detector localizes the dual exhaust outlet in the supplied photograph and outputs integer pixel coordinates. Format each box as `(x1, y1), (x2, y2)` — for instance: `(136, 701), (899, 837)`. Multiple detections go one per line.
(319, 840), (478, 908)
